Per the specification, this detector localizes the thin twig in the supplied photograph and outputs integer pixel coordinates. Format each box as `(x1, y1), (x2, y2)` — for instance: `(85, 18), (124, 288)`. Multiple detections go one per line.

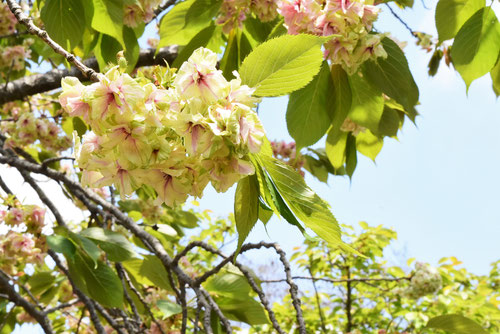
(0, 270), (54, 334)
(43, 299), (80, 314)
(261, 275), (411, 284)
(5, 0), (99, 81)
(384, 4), (415, 37)
(41, 156), (75, 168)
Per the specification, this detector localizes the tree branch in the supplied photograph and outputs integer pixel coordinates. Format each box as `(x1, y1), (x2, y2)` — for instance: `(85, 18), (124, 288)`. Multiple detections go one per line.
(0, 270), (54, 334)
(5, 0), (99, 81)
(0, 47), (178, 105)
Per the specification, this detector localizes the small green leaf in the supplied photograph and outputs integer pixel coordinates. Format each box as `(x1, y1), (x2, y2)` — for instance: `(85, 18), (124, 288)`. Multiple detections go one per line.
(220, 30), (253, 79)
(356, 130), (383, 161)
(452, 8), (500, 88)
(330, 65), (352, 134)
(185, 0), (221, 27)
(123, 256), (172, 291)
(435, 0), (485, 42)
(158, 0), (211, 48)
(239, 34), (326, 96)
(348, 73), (384, 133)
(46, 235), (76, 257)
(172, 24), (218, 68)
(490, 58), (500, 96)
(157, 300), (182, 319)
(91, 0), (124, 47)
(257, 154), (350, 251)
(362, 37), (419, 112)
(28, 273), (56, 296)
(72, 251), (124, 308)
(325, 128), (348, 169)
(234, 175), (259, 254)
(40, 0), (86, 50)
(79, 227), (137, 262)
(72, 117), (87, 137)
(286, 61), (334, 148)
(377, 106), (401, 137)
(345, 134), (357, 178)
(426, 314), (488, 334)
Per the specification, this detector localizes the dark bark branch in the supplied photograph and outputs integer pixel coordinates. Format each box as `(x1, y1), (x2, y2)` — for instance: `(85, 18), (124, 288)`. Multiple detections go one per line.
(308, 267), (327, 334)
(261, 275), (411, 284)
(0, 270), (54, 334)
(346, 265), (353, 333)
(43, 299), (80, 314)
(48, 250), (107, 334)
(115, 263), (142, 326)
(0, 47), (178, 105)
(0, 149), (226, 334)
(5, 0), (99, 81)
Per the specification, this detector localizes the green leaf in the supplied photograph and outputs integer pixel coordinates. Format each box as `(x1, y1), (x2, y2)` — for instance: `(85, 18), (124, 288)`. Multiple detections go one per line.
(492, 59), (500, 96)
(28, 272), (55, 296)
(40, 0), (86, 50)
(330, 65), (352, 134)
(426, 314), (488, 334)
(79, 227), (137, 262)
(239, 34), (326, 96)
(244, 17), (277, 45)
(72, 251), (124, 308)
(348, 73), (384, 133)
(46, 235), (76, 257)
(286, 61), (334, 148)
(356, 130), (383, 161)
(377, 106), (400, 137)
(451, 8), (500, 88)
(234, 175), (259, 254)
(157, 300), (182, 319)
(345, 134), (357, 178)
(185, 0), (221, 27)
(362, 37), (419, 112)
(257, 154), (350, 251)
(325, 128), (348, 169)
(94, 27), (139, 72)
(122, 256), (172, 291)
(72, 117), (87, 137)
(220, 30), (253, 79)
(435, 0), (485, 42)
(172, 24), (217, 68)
(215, 297), (269, 325)
(91, 0), (124, 47)
(158, 0), (213, 48)
(205, 272), (251, 298)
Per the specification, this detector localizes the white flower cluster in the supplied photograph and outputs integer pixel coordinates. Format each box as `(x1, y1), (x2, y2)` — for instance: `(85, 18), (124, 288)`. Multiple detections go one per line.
(396, 262), (442, 299)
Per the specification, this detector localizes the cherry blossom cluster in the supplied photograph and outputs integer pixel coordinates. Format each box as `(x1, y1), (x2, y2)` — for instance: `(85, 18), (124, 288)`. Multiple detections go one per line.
(395, 262), (442, 299)
(0, 196), (47, 276)
(123, 0), (163, 27)
(0, 39), (32, 72)
(271, 140), (306, 176)
(278, 0), (386, 73)
(59, 48), (265, 206)
(0, 2), (17, 36)
(216, 0), (278, 33)
(0, 101), (72, 152)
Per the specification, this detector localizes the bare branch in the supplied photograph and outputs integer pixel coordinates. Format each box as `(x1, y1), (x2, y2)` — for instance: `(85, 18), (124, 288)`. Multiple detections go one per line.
(5, 0), (99, 81)
(43, 299), (80, 314)
(48, 250), (108, 334)
(261, 275), (412, 284)
(0, 47), (178, 105)
(0, 270), (54, 334)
